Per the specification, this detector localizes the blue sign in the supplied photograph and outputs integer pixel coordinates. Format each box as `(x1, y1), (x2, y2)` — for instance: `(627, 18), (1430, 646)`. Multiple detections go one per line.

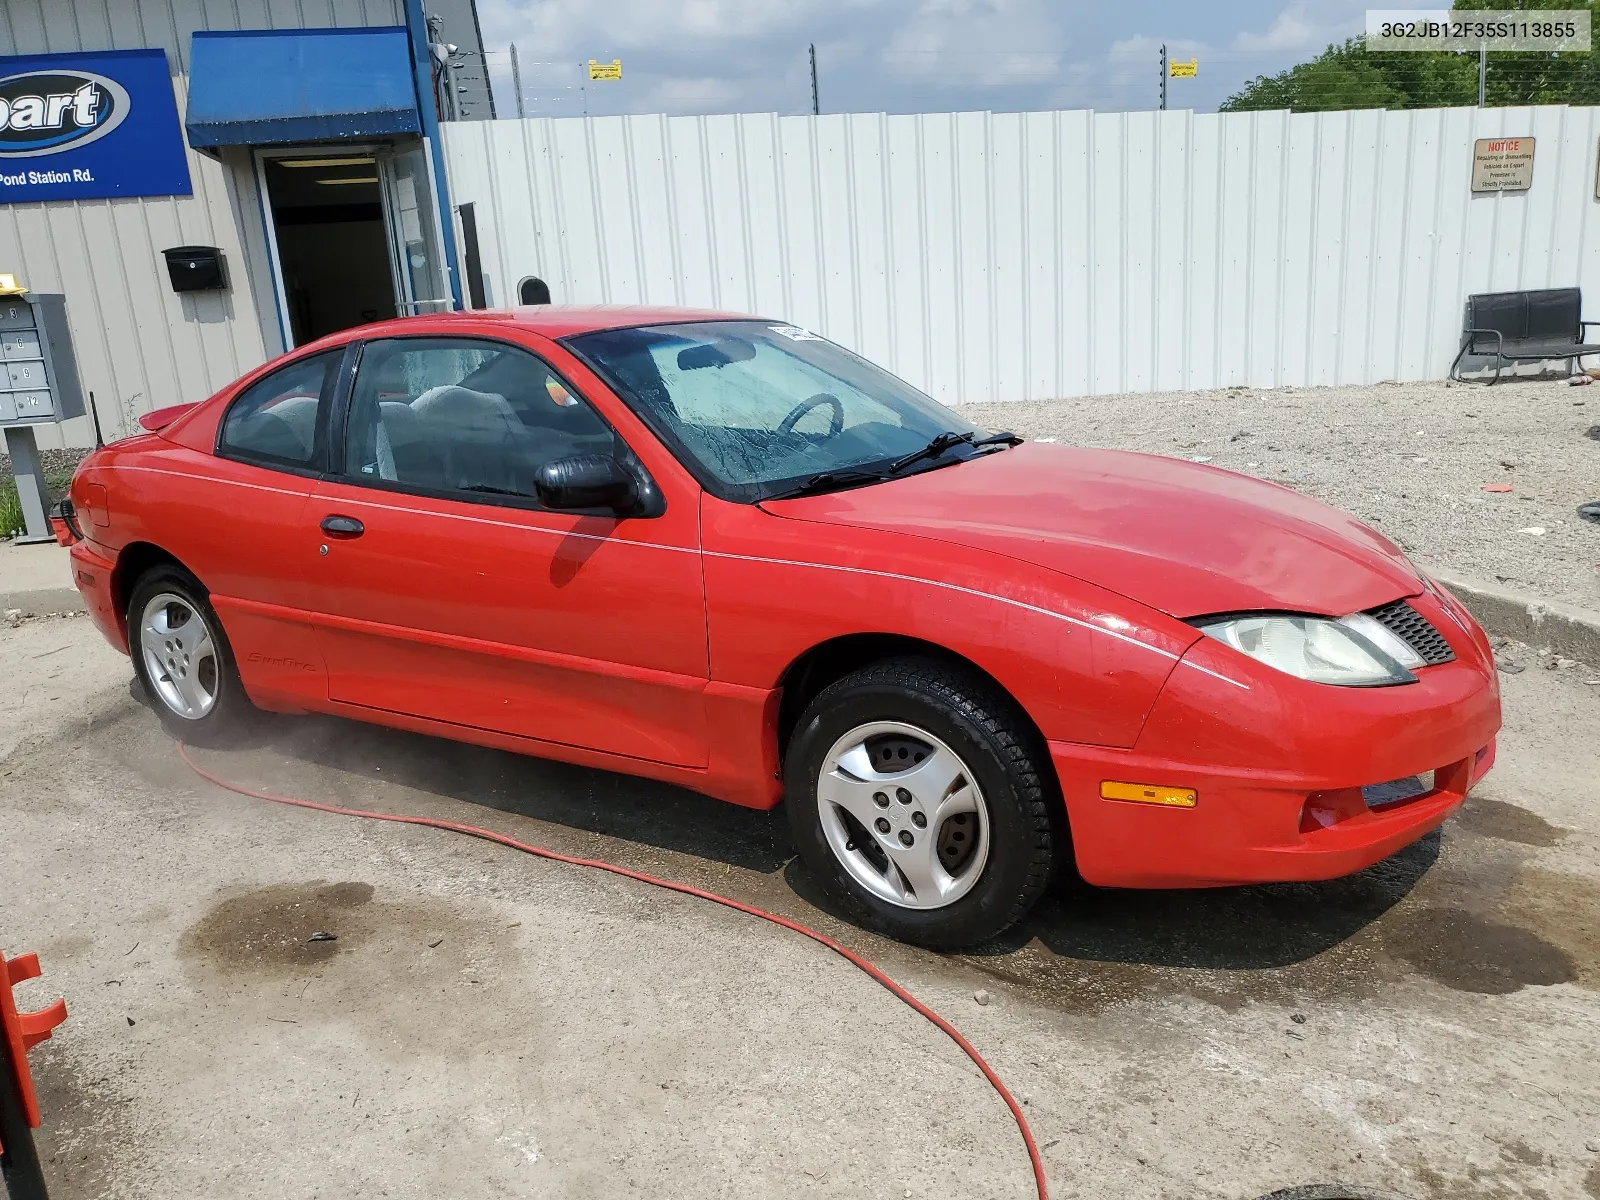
(0, 49), (191, 203)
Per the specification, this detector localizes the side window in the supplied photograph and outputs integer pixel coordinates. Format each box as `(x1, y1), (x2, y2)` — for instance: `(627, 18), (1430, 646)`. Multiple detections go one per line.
(219, 350), (342, 471)
(343, 338), (616, 501)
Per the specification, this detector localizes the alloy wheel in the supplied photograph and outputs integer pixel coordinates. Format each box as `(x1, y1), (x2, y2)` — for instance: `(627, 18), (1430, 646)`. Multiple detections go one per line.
(139, 592), (220, 720)
(815, 719), (990, 909)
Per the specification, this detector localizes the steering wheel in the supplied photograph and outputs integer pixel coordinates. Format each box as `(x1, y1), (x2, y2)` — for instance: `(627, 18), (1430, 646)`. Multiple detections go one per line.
(777, 392), (845, 439)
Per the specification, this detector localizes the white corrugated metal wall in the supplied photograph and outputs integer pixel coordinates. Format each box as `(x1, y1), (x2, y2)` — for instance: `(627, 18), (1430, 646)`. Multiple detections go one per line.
(0, 0), (404, 447)
(444, 104), (1600, 406)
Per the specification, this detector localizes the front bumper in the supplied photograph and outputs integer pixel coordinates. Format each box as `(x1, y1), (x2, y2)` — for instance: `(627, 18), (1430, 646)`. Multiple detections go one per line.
(1054, 588), (1502, 888)
(1053, 738), (1494, 888)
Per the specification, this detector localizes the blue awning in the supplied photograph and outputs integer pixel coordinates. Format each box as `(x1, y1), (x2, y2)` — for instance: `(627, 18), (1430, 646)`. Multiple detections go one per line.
(186, 27), (421, 149)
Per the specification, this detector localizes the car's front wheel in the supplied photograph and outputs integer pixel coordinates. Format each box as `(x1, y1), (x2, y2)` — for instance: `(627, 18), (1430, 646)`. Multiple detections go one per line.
(127, 565), (256, 744)
(785, 656), (1057, 948)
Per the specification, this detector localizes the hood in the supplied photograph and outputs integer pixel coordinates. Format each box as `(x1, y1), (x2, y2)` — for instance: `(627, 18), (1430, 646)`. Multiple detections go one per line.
(761, 443), (1421, 619)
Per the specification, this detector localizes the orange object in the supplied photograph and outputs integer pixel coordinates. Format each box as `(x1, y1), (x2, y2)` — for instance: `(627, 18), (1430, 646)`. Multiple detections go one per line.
(0, 950), (67, 1129)
(1100, 780), (1198, 808)
(1482, 483), (1514, 493)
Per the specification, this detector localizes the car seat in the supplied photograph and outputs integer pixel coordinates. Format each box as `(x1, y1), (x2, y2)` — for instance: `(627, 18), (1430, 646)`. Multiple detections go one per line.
(411, 384), (527, 495)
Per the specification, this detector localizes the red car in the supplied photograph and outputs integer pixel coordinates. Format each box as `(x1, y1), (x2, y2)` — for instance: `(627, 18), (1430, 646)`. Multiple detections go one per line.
(60, 308), (1501, 947)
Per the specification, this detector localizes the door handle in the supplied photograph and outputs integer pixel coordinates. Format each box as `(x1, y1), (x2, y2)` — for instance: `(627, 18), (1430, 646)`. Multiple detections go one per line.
(320, 515), (365, 539)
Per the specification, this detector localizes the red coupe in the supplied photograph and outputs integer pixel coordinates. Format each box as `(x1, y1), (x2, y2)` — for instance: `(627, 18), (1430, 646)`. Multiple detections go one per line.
(59, 308), (1501, 947)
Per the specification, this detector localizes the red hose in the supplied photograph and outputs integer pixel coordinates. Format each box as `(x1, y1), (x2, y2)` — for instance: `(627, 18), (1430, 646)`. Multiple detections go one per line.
(176, 743), (1050, 1199)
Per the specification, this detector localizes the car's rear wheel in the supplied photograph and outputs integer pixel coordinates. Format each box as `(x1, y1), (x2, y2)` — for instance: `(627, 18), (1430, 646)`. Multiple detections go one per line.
(127, 566), (256, 743)
(785, 656), (1056, 948)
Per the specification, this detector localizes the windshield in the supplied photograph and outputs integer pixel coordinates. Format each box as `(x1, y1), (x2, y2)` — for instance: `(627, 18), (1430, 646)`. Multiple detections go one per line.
(565, 320), (982, 501)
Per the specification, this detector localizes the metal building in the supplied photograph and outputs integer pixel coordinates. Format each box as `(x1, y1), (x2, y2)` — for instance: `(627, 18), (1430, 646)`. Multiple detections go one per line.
(0, 0), (480, 447)
(426, 0), (496, 121)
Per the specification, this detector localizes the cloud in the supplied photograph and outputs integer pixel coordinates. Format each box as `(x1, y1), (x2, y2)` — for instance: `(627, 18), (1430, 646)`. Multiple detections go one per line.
(471, 0), (1369, 119)
(1232, 0), (1365, 54)
(479, 0), (894, 116)
(880, 0), (1064, 88)
(480, 0), (820, 49)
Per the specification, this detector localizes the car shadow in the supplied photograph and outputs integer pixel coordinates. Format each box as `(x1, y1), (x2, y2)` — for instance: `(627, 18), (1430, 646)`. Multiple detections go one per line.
(970, 830), (1442, 971)
(252, 710), (795, 876)
(190, 701), (1443, 975)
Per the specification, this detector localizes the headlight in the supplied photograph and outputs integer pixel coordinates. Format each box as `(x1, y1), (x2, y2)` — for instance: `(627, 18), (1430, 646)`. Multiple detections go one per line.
(1196, 614), (1418, 686)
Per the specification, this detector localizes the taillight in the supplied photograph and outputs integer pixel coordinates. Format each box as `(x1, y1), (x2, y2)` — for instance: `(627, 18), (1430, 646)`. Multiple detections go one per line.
(51, 497), (84, 545)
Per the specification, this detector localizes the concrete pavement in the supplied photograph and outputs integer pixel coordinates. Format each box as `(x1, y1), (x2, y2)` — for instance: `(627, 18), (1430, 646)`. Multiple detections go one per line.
(1, 616), (1598, 1199)
(0, 538), (78, 614)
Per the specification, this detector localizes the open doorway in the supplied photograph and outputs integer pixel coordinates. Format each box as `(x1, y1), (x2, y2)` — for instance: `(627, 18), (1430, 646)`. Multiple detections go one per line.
(258, 152), (397, 347)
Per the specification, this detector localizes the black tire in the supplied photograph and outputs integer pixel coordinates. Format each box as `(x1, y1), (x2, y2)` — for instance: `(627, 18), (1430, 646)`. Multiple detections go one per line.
(126, 564), (256, 745)
(784, 655), (1057, 948)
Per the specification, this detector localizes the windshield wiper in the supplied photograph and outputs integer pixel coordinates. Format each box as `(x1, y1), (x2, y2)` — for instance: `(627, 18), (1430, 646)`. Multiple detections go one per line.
(888, 430), (1022, 474)
(764, 468), (890, 500)
(766, 430), (1027, 500)
(974, 431), (1024, 449)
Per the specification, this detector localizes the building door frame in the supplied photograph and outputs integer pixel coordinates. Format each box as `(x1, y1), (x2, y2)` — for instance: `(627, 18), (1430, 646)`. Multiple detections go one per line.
(378, 138), (456, 318)
(253, 142), (453, 352)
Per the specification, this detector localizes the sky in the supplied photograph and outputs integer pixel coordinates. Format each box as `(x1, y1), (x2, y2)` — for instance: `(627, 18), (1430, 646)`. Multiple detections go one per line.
(468, 0), (1372, 120)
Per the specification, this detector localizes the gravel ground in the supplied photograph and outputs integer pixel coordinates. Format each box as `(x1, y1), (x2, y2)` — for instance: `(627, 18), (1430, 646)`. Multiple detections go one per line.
(962, 376), (1600, 613)
(0, 446), (90, 478)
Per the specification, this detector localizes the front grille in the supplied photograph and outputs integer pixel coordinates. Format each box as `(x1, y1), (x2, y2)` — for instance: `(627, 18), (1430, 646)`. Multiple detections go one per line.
(1362, 771), (1434, 807)
(1367, 599), (1455, 666)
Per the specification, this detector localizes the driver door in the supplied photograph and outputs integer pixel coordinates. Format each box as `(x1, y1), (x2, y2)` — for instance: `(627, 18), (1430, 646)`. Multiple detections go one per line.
(302, 335), (710, 767)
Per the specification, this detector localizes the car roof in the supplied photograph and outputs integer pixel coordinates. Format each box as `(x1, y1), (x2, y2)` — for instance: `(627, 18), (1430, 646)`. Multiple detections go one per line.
(328, 305), (767, 344)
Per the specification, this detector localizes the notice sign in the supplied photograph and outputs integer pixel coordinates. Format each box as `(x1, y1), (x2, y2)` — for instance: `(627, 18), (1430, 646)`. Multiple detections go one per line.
(1471, 137), (1534, 192)
(0, 48), (190, 204)
(588, 59), (622, 81)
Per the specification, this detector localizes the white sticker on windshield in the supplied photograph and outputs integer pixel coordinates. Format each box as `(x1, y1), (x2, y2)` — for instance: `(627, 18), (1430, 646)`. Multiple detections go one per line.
(769, 324), (824, 341)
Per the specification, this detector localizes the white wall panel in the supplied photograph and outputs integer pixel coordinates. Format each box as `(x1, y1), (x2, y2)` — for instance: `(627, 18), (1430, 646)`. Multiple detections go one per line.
(447, 103), (1600, 406)
(0, 0), (404, 445)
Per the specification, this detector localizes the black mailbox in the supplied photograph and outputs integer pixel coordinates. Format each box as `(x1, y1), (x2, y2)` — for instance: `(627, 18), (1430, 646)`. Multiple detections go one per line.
(163, 245), (226, 292)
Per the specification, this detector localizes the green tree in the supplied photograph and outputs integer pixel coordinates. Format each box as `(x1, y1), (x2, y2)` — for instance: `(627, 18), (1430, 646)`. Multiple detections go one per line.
(1221, 1), (1600, 112)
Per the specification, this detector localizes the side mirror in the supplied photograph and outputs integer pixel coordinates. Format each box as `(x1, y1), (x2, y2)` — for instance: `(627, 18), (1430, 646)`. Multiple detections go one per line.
(535, 454), (641, 514)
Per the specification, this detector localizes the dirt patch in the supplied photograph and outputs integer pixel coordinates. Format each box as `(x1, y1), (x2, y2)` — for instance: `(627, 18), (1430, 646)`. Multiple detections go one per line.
(1451, 798), (1567, 847)
(175, 877), (536, 1066)
(1375, 907), (1576, 994)
(1502, 866), (1600, 989)
(30, 1040), (147, 1200)
(1494, 1137), (1554, 1168)
(1412, 1146), (1585, 1200)
(39, 933), (95, 961)
(180, 881), (375, 974)
(946, 812), (1600, 1014)
(944, 832), (1440, 1014)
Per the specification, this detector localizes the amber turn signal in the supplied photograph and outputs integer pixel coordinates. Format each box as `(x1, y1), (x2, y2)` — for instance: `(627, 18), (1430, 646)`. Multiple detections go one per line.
(1100, 781), (1197, 808)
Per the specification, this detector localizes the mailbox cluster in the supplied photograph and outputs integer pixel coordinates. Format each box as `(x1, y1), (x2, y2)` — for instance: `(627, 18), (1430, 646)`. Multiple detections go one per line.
(0, 295), (85, 428)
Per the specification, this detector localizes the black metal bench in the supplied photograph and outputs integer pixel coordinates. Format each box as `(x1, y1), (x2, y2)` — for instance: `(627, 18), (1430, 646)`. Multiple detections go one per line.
(1450, 287), (1600, 383)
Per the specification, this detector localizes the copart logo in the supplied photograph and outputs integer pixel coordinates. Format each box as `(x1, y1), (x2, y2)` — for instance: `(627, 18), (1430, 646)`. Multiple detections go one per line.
(0, 70), (129, 158)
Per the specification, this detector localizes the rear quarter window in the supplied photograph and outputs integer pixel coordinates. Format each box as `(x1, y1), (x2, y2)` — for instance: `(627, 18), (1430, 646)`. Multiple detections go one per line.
(217, 350), (343, 472)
